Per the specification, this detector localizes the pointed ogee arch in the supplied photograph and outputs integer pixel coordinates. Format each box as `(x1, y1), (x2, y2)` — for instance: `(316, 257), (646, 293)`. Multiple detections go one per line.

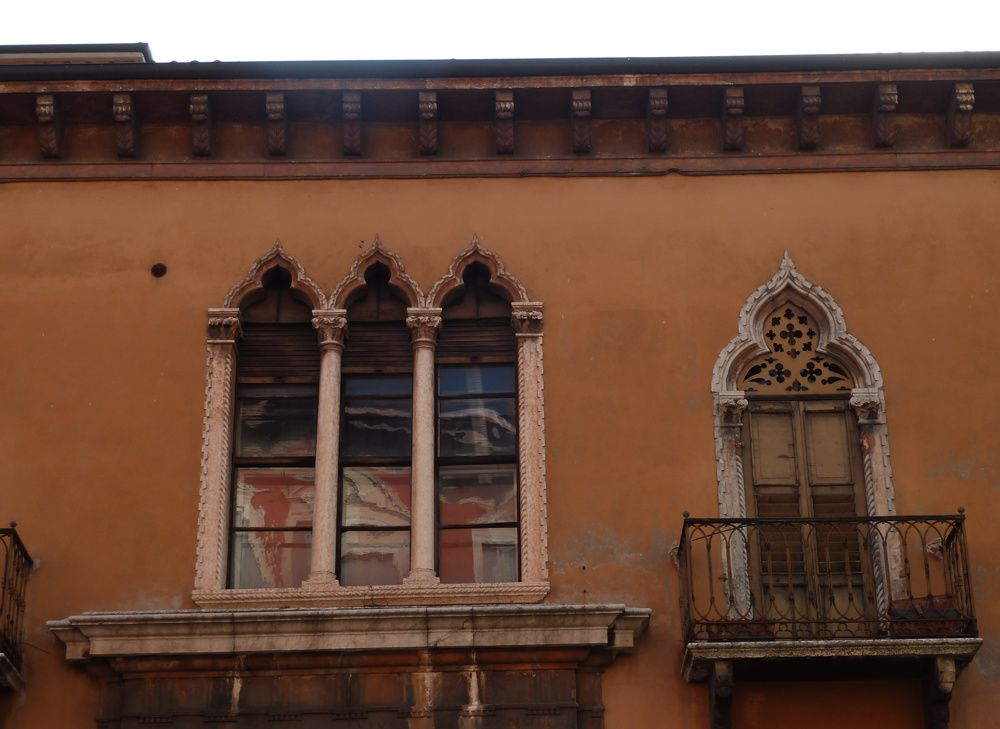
(222, 239), (326, 309)
(329, 235), (424, 309)
(428, 234), (530, 307)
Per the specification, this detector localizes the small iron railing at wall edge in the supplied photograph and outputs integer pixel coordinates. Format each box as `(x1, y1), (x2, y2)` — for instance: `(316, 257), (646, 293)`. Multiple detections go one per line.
(0, 524), (32, 669)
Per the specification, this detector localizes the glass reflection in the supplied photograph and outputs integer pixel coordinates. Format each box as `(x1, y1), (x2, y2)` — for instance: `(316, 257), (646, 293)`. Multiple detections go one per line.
(342, 400), (413, 458)
(230, 531), (311, 589)
(340, 531), (411, 586)
(342, 467), (411, 527)
(439, 527), (518, 583)
(438, 398), (517, 457)
(439, 464), (516, 526)
(236, 398), (318, 457)
(344, 375), (412, 398)
(233, 468), (315, 529)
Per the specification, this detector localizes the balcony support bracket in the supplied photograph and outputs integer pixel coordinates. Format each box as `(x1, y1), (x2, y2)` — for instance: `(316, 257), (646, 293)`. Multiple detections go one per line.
(924, 656), (956, 729)
(708, 660), (733, 729)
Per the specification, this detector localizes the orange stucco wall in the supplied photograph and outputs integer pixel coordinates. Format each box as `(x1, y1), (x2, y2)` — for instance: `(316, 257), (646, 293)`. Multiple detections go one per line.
(1, 171), (998, 727)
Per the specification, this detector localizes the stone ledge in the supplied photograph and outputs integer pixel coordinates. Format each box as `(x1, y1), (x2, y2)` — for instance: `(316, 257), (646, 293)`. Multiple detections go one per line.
(191, 580), (550, 609)
(49, 604), (652, 664)
(682, 637), (984, 682)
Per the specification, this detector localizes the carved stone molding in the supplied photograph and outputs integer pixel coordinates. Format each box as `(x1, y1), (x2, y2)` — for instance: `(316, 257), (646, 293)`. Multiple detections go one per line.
(722, 87), (744, 151)
(190, 93), (212, 157)
(265, 91), (287, 156)
(711, 251), (895, 519)
(948, 82), (974, 148)
(35, 94), (60, 158)
(406, 307), (443, 345)
(112, 93), (136, 158)
(797, 85), (821, 150)
(418, 91), (438, 156)
(873, 83), (898, 148)
(329, 234), (423, 308)
(342, 91), (362, 156)
(647, 87), (669, 153)
(222, 239), (326, 309)
(428, 234), (529, 307)
(495, 90), (514, 154)
(571, 89), (592, 154)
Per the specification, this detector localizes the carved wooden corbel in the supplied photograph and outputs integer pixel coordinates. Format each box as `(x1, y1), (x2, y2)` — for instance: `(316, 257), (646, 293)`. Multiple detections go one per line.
(342, 91), (362, 157)
(873, 83), (898, 148)
(647, 87), (669, 153)
(35, 94), (61, 159)
(112, 93), (137, 158)
(190, 94), (212, 157)
(797, 85), (821, 150)
(265, 92), (287, 156)
(495, 90), (514, 155)
(571, 89), (592, 154)
(722, 87), (744, 151)
(418, 91), (438, 156)
(708, 660), (733, 729)
(947, 82), (974, 148)
(923, 656), (957, 729)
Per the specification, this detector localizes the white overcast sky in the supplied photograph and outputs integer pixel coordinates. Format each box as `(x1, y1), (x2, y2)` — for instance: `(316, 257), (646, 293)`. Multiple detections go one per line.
(3, 1), (998, 62)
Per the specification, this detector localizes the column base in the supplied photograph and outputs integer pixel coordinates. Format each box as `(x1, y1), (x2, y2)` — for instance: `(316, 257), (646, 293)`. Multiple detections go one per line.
(302, 572), (340, 590)
(403, 569), (440, 586)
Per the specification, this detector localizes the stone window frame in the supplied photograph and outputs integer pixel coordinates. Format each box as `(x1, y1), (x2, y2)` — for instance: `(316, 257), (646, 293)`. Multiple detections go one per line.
(192, 236), (548, 608)
(710, 252), (898, 615)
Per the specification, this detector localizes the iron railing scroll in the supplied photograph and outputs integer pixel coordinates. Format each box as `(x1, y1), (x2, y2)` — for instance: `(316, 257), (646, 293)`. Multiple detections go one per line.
(0, 524), (32, 670)
(678, 513), (976, 642)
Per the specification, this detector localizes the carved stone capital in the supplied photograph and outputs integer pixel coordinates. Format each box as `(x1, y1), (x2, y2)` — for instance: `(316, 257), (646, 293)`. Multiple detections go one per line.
(717, 392), (749, 429)
(206, 308), (242, 342)
(850, 390), (884, 426)
(311, 309), (348, 349)
(406, 307), (443, 346)
(511, 302), (544, 336)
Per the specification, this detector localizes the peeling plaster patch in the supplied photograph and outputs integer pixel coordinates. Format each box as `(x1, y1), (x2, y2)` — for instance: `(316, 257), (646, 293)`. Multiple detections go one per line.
(552, 523), (678, 575)
(974, 638), (1000, 680)
(931, 453), (1000, 491)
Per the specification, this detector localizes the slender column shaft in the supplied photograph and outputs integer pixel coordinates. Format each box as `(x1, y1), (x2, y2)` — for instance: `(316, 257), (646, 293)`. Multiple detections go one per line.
(405, 309), (442, 584)
(305, 311), (347, 587)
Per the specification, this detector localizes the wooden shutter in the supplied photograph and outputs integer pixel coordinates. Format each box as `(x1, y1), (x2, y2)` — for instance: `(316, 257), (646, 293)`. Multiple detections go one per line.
(436, 317), (515, 363)
(237, 323), (320, 382)
(342, 321), (412, 371)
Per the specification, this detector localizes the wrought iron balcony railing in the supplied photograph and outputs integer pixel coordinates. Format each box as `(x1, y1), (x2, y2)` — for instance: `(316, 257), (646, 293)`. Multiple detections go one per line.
(678, 514), (976, 642)
(0, 524), (32, 671)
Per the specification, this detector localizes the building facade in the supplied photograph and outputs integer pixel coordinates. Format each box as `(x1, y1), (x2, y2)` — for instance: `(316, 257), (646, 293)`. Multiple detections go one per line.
(0, 45), (998, 728)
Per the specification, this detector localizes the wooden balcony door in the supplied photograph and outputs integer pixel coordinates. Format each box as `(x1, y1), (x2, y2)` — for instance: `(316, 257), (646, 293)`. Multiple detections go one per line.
(742, 399), (871, 636)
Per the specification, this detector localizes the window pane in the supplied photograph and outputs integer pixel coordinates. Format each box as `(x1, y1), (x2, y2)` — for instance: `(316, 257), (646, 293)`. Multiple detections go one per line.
(342, 399), (413, 458)
(233, 468), (314, 529)
(342, 467), (412, 527)
(438, 398), (517, 458)
(439, 365), (515, 396)
(439, 465), (517, 526)
(344, 374), (412, 397)
(230, 530), (311, 589)
(439, 527), (518, 583)
(340, 531), (411, 586)
(235, 398), (317, 457)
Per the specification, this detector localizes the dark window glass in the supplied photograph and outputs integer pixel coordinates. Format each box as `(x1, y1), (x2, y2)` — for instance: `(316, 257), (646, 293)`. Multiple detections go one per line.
(438, 365), (516, 396)
(342, 399), (413, 458)
(235, 398), (318, 458)
(344, 375), (413, 398)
